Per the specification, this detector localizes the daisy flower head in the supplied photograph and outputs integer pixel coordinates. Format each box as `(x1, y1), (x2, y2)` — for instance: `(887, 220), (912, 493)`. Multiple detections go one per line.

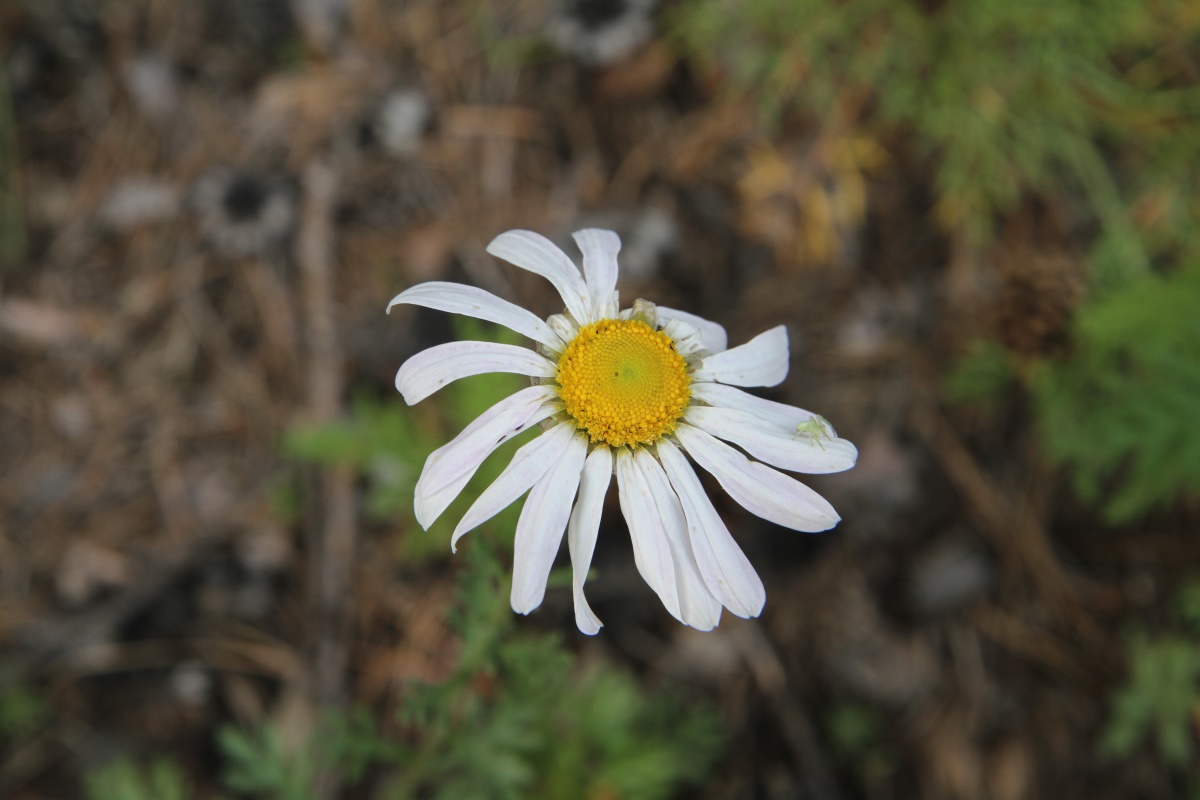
(388, 229), (857, 634)
(548, 0), (656, 67)
(191, 168), (295, 258)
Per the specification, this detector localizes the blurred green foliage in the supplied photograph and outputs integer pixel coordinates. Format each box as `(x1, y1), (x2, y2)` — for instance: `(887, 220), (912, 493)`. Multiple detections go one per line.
(1103, 636), (1200, 768)
(1032, 268), (1200, 521)
(947, 267), (1200, 521)
(218, 725), (318, 800)
(945, 266), (1200, 522)
(387, 544), (724, 800)
(1178, 580), (1200, 632)
(1103, 576), (1200, 780)
(84, 759), (191, 800)
(0, 685), (49, 741)
(943, 339), (1017, 407)
(671, 0), (1199, 262)
(827, 701), (884, 759)
(825, 700), (896, 790)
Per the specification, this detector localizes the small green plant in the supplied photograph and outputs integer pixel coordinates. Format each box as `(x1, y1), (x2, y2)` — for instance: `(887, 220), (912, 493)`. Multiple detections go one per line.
(217, 725), (317, 800)
(1033, 268), (1200, 521)
(385, 543), (726, 800)
(84, 758), (190, 800)
(1103, 576), (1200, 788)
(322, 707), (403, 783)
(1102, 636), (1200, 768)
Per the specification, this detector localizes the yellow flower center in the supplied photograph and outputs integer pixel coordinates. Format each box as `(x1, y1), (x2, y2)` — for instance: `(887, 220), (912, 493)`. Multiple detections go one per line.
(556, 318), (691, 448)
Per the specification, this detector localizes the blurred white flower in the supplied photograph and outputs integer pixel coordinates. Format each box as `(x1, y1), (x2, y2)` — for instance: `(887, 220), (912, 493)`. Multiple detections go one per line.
(123, 54), (179, 122)
(376, 88), (431, 157)
(549, 0), (656, 66)
(100, 178), (181, 230)
(191, 169), (295, 258)
(389, 229), (856, 633)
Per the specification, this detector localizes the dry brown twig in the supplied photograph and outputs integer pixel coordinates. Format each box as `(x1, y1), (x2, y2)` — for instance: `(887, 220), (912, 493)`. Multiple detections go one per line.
(295, 159), (357, 719)
(908, 393), (1112, 677)
(730, 622), (845, 800)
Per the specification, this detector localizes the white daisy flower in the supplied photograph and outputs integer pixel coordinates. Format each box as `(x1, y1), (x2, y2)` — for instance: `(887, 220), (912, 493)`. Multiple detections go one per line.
(548, 0), (656, 67)
(388, 229), (857, 634)
(191, 168), (295, 258)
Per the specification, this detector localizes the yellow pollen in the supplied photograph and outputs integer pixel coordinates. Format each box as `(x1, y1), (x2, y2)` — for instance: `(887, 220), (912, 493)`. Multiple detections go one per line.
(556, 318), (691, 448)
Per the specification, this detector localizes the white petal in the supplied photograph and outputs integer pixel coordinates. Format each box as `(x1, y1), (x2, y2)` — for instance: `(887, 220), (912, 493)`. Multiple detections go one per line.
(690, 382), (819, 434)
(451, 421), (576, 551)
(633, 449), (723, 631)
(396, 341), (557, 405)
(387, 281), (563, 351)
(674, 423), (841, 532)
(657, 306), (728, 352)
(487, 230), (593, 325)
(567, 446), (612, 635)
(684, 406), (857, 474)
(547, 312), (580, 345)
(511, 430), (588, 614)
(615, 449), (681, 622)
(415, 408), (555, 532)
(413, 385), (557, 529)
(691, 325), (789, 387)
(657, 439), (765, 618)
(660, 318), (710, 358)
(572, 228), (620, 320)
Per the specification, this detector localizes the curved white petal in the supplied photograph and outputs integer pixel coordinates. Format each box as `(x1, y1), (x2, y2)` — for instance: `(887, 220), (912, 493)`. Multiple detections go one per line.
(633, 449), (722, 631)
(567, 446), (612, 635)
(415, 408), (557, 532)
(396, 341), (557, 405)
(511, 430), (588, 614)
(690, 382), (819, 434)
(572, 229), (621, 320)
(684, 406), (857, 474)
(414, 385), (557, 529)
(451, 421), (576, 551)
(657, 439), (765, 619)
(387, 281), (563, 351)
(658, 306), (728, 353)
(674, 423), (840, 533)
(487, 230), (593, 325)
(615, 449), (681, 622)
(691, 325), (789, 387)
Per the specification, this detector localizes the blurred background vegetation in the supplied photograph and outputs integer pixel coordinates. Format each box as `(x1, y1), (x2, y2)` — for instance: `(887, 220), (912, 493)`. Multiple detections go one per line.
(1, 0), (1200, 797)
